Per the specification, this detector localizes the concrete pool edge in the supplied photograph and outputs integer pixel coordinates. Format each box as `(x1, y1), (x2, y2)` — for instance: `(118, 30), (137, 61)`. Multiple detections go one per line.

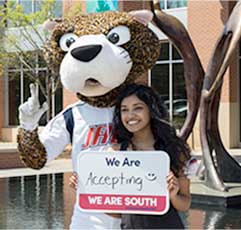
(191, 178), (241, 207)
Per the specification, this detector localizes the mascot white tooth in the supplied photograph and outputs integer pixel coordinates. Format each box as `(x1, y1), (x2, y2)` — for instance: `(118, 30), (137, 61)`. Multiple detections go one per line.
(17, 10), (160, 229)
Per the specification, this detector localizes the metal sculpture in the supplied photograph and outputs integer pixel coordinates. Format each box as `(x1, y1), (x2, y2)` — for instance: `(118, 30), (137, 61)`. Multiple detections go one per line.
(151, 0), (241, 191)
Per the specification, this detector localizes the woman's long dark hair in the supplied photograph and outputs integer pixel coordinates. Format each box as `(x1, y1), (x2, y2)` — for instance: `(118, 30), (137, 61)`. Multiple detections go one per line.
(113, 84), (191, 176)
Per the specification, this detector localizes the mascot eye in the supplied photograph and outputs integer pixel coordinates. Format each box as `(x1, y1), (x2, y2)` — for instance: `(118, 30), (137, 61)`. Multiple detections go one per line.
(59, 33), (78, 51)
(107, 33), (120, 44)
(107, 26), (130, 45)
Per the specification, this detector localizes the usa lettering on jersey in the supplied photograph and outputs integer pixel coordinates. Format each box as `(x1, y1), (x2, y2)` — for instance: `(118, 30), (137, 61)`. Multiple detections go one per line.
(81, 123), (116, 149)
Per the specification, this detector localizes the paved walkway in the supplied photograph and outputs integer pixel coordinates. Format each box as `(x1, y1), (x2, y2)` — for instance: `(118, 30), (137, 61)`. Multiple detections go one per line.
(0, 142), (17, 153)
(0, 159), (72, 178)
(0, 142), (72, 178)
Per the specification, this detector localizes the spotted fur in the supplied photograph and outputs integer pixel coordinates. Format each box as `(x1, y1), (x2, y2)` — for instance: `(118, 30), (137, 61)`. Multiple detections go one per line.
(18, 128), (47, 169)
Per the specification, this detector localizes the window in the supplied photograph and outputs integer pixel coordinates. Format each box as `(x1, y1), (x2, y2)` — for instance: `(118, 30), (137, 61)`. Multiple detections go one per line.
(35, 0), (62, 17)
(150, 42), (186, 129)
(6, 52), (63, 126)
(4, 0), (63, 27)
(18, 0), (62, 17)
(159, 0), (187, 10)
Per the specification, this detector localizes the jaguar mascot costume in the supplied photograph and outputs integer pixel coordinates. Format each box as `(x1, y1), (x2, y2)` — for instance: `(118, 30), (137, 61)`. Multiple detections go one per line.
(17, 9), (162, 229)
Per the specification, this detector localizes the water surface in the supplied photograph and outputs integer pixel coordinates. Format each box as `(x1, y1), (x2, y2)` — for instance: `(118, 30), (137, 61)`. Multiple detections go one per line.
(0, 173), (240, 229)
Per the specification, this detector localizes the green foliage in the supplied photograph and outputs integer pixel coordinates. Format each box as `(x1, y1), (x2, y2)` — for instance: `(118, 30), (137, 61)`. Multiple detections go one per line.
(0, 0), (60, 76)
(0, 0), (60, 27)
(0, 0), (64, 120)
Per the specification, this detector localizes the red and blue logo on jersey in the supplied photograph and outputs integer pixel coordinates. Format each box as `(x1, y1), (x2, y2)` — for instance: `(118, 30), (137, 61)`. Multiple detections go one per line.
(81, 123), (116, 149)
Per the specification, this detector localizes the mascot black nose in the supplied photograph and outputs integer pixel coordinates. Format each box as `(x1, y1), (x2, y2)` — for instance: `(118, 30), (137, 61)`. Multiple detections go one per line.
(71, 45), (102, 62)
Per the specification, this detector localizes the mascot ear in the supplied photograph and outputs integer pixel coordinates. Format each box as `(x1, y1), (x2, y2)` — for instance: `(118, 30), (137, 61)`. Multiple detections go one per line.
(43, 19), (62, 31)
(129, 10), (153, 26)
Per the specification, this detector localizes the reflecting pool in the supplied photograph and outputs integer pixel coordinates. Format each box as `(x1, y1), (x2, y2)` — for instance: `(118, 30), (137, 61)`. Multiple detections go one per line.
(0, 173), (241, 229)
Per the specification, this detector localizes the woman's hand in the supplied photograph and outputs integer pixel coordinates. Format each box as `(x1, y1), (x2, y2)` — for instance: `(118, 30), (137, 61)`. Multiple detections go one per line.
(69, 172), (78, 190)
(166, 171), (180, 198)
(166, 171), (191, 211)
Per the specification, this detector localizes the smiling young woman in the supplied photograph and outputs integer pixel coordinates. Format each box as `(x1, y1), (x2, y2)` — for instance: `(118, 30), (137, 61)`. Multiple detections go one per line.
(112, 84), (194, 229)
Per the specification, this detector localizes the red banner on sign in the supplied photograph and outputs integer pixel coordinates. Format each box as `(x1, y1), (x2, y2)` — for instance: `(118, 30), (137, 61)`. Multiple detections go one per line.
(79, 193), (167, 213)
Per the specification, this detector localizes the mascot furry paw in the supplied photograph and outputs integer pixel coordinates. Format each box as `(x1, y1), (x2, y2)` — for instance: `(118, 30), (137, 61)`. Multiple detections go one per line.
(17, 10), (160, 229)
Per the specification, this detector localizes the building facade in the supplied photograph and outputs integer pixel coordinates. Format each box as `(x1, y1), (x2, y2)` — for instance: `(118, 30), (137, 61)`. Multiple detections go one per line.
(0, 0), (240, 152)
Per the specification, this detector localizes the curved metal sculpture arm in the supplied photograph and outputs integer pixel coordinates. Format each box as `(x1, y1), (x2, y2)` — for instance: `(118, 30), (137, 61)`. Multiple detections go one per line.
(200, 1), (241, 191)
(150, 0), (204, 140)
(204, 1), (241, 98)
(200, 93), (228, 191)
(210, 88), (241, 182)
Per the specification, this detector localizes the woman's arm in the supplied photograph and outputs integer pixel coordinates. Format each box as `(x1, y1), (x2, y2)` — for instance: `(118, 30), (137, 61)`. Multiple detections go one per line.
(166, 171), (191, 211)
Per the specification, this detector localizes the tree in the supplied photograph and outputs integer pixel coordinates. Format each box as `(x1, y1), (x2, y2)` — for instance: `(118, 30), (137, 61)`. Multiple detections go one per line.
(0, 0), (81, 122)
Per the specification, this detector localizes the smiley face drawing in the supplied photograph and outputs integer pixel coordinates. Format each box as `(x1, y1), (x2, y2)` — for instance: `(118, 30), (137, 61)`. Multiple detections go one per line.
(145, 173), (157, 182)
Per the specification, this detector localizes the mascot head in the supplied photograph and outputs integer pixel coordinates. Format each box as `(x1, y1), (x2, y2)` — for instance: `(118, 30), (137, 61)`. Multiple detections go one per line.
(43, 10), (160, 107)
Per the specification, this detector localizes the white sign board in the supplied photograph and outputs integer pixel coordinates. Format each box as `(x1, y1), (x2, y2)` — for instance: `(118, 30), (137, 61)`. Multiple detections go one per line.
(77, 151), (170, 215)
